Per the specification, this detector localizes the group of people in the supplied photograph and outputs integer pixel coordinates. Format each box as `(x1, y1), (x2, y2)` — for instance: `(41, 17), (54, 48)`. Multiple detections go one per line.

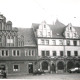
(0, 70), (7, 78)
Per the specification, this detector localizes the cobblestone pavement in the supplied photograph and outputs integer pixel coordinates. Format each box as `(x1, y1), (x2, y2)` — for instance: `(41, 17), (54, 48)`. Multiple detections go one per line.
(3, 73), (80, 80)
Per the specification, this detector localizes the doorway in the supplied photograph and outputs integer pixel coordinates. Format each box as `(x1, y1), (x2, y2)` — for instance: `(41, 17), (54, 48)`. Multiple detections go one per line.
(51, 64), (55, 72)
(28, 64), (33, 73)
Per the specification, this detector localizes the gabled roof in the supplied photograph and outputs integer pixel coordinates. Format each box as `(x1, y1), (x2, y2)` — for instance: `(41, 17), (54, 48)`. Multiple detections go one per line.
(32, 20), (80, 39)
(18, 28), (37, 46)
(32, 20), (65, 38)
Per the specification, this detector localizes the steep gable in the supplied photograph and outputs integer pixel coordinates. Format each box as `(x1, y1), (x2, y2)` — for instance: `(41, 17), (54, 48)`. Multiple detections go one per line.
(18, 28), (37, 46)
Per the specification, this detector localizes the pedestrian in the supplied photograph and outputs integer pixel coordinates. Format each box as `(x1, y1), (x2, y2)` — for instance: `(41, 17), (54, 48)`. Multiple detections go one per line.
(3, 70), (7, 78)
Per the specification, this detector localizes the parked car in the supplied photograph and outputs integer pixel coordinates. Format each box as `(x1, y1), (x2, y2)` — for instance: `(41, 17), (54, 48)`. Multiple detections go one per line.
(33, 69), (45, 75)
(68, 67), (80, 73)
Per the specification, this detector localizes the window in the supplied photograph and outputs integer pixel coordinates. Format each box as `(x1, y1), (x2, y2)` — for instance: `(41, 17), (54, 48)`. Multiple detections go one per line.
(46, 51), (49, 56)
(53, 51), (56, 56)
(41, 51), (50, 57)
(52, 40), (56, 45)
(12, 50), (20, 56)
(74, 51), (78, 56)
(73, 41), (77, 46)
(74, 33), (76, 37)
(1, 50), (9, 57)
(70, 27), (72, 30)
(32, 50), (34, 56)
(40, 31), (42, 36)
(67, 33), (70, 37)
(13, 65), (19, 71)
(13, 50), (16, 56)
(26, 50), (35, 56)
(0, 38), (1, 42)
(29, 50), (31, 56)
(41, 39), (45, 44)
(67, 40), (70, 46)
(44, 25), (46, 28)
(17, 50), (20, 56)
(42, 51), (45, 56)
(59, 40), (63, 45)
(6, 50), (8, 56)
(48, 32), (50, 36)
(60, 51), (63, 56)
(2, 50), (4, 56)
(46, 40), (49, 45)
(67, 51), (71, 57)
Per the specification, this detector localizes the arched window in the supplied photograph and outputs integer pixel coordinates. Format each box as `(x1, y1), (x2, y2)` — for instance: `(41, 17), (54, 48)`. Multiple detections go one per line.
(57, 61), (64, 70)
(42, 61), (48, 70)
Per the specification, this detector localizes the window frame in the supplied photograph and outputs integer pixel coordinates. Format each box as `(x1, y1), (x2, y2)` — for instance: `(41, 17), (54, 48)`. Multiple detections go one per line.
(74, 51), (78, 56)
(59, 40), (63, 45)
(53, 51), (56, 56)
(41, 39), (45, 45)
(12, 50), (20, 56)
(60, 51), (63, 56)
(1, 50), (9, 57)
(73, 40), (77, 46)
(67, 40), (70, 46)
(46, 40), (49, 45)
(52, 40), (56, 45)
(67, 51), (71, 57)
(13, 64), (20, 72)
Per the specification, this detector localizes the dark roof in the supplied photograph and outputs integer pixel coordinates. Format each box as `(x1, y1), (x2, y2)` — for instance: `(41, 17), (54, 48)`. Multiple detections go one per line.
(18, 28), (37, 46)
(32, 20), (65, 38)
(74, 27), (80, 38)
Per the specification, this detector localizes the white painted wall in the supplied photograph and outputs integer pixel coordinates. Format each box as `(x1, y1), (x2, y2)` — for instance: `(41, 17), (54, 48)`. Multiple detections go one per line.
(37, 38), (80, 57)
(38, 45), (64, 56)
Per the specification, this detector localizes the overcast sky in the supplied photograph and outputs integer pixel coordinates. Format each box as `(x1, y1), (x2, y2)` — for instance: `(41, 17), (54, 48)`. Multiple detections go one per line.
(0, 0), (80, 28)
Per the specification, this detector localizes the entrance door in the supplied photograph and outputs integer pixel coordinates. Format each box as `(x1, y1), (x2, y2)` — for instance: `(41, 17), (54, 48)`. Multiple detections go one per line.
(51, 64), (55, 72)
(28, 64), (33, 73)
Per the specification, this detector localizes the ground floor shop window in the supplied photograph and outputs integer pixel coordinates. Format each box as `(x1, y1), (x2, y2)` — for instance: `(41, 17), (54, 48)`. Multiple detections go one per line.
(13, 64), (19, 71)
(67, 61), (74, 69)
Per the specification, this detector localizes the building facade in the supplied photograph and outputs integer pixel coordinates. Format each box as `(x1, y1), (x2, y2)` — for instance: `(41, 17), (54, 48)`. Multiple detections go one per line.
(0, 14), (80, 74)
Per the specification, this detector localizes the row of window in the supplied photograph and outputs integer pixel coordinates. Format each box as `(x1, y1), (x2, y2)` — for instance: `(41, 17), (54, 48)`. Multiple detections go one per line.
(67, 32), (77, 38)
(41, 51), (78, 57)
(0, 50), (35, 57)
(41, 39), (78, 46)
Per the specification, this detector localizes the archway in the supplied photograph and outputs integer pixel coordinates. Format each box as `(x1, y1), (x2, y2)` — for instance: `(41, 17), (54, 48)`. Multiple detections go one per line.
(57, 61), (64, 70)
(42, 61), (49, 70)
(67, 61), (74, 70)
(51, 63), (55, 72)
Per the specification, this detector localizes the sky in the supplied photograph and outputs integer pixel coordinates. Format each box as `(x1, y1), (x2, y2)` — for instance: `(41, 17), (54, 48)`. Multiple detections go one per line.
(0, 0), (80, 28)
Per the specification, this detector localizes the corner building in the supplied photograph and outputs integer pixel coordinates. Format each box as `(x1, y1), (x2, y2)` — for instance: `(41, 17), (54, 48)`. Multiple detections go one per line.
(0, 14), (80, 75)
